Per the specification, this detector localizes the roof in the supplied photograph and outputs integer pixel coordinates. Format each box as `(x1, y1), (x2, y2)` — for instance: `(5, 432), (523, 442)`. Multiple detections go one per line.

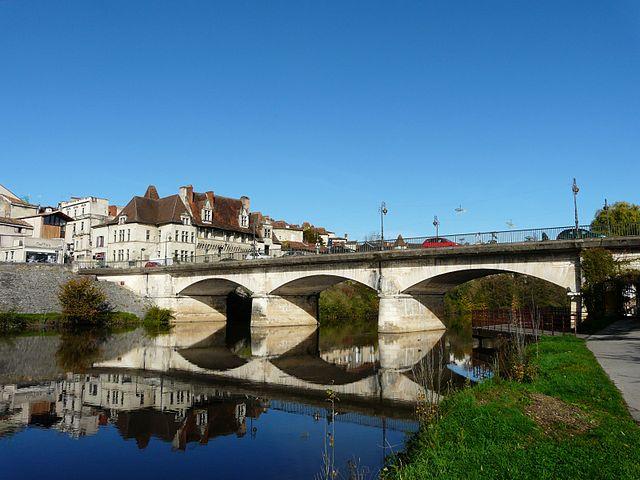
(103, 194), (189, 226)
(0, 184), (37, 207)
(99, 185), (251, 234)
(0, 216), (33, 228)
(19, 210), (73, 222)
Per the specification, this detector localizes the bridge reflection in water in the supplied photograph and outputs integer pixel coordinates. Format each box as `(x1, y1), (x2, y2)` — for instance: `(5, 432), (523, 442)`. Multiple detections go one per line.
(0, 321), (494, 478)
(92, 322), (446, 404)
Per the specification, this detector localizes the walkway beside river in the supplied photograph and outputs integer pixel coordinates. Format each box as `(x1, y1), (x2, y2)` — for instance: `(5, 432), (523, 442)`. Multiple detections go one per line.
(587, 318), (640, 423)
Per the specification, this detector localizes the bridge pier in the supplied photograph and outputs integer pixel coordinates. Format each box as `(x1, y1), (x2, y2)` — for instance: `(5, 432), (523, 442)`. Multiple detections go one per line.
(157, 295), (228, 322)
(250, 294), (319, 328)
(378, 294), (446, 333)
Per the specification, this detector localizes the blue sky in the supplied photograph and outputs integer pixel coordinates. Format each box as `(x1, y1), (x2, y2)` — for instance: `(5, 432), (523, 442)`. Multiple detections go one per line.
(1, 1), (639, 239)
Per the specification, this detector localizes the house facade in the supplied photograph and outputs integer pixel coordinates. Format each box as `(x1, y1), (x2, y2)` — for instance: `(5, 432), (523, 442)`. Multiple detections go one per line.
(0, 184), (38, 219)
(0, 208), (71, 263)
(91, 185), (256, 265)
(59, 196), (112, 261)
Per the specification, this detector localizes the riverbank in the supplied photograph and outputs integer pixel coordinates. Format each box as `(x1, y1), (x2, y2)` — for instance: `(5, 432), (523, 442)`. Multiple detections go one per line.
(0, 311), (142, 335)
(387, 335), (640, 479)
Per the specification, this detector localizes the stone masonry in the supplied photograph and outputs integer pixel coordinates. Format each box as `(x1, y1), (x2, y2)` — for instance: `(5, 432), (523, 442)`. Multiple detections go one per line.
(0, 263), (150, 317)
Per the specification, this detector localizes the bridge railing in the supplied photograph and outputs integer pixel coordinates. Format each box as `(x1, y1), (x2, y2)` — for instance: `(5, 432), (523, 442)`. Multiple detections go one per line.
(75, 223), (640, 270)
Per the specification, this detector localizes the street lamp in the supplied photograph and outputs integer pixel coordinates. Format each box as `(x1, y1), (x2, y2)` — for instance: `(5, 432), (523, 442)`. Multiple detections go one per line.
(603, 198), (611, 235)
(379, 202), (388, 251)
(164, 234), (172, 266)
(433, 215), (440, 239)
(572, 178), (580, 236)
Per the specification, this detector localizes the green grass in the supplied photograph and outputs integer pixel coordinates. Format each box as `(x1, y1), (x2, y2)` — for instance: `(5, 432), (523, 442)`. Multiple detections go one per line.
(387, 336), (640, 479)
(0, 311), (141, 334)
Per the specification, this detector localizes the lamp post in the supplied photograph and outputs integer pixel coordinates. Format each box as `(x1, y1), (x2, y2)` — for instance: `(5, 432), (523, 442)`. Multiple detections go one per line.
(572, 178), (580, 236)
(433, 215), (440, 239)
(603, 198), (611, 236)
(164, 234), (172, 266)
(379, 202), (388, 251)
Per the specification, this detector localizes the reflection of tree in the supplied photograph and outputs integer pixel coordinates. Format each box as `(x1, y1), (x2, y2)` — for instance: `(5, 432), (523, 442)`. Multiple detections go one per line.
(56, 329), (108, 372)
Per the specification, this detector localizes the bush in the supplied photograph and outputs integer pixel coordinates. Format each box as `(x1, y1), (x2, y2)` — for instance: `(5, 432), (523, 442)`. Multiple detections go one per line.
(58, 278), (111, 323)
(0, 311), (28, 334)
(143, 306), (174, 336)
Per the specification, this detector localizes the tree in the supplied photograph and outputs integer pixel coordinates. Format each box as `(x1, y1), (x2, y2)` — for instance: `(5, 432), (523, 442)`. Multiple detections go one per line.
(58, 278), (110, 323)
(591, 201), (640, 233)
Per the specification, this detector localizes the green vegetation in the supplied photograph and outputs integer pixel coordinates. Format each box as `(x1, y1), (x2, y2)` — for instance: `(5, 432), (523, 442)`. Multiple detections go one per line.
(58, 278), (111, 323)
(591, 201), (640, 232)
(0, 311), (140, 335)
(386, 336), (640, 479)
(319, 281), (379, 325)
(580, 248), (640, 333)
(142, 306), (175, 335)
(444, 274), (568, 318)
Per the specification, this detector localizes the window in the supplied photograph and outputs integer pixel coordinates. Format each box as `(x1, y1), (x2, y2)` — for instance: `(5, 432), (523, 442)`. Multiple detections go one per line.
(118, 215), (127, 225)
(97, 236), (104, 247)
(127, 229), (130, 242)
(181, 215), (191, 226)
(119, 230), (125, 242)
(113, 230), (117, 243)
(80, 221), (84, 232)
(113, 251), (116, 261)
(202, 209), (212, 222)
(175, 230), (179, 242)
(146, 230), (150, 241)
(126, 249), (130, 260)
(191, 232), (195, 243)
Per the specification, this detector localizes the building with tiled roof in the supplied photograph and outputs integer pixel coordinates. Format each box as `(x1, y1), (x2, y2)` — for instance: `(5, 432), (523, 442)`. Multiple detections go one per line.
(0, 184), (38, 219)
(90, 185), (257, 265)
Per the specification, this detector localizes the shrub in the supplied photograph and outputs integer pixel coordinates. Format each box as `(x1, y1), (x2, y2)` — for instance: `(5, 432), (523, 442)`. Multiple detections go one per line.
(0, 311), (28, 334)
(144, 306), (174, 326)
(58, 278), (110, 323)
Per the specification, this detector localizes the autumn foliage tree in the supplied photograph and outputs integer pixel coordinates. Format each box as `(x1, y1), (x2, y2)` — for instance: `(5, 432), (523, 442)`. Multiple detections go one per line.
(58, 278), (110, 323)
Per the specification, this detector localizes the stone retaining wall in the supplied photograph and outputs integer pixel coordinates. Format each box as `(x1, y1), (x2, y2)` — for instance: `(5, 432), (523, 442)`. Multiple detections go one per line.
(0, 263), (150, 317)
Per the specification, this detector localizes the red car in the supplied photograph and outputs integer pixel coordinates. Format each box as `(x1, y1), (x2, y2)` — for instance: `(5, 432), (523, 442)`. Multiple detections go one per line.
(421, 237), (458, 248)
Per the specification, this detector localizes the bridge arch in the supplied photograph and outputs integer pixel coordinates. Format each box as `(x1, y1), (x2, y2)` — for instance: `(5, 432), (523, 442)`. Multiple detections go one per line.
(174, 277), (254, 322)
(398, 264), (577, 295)
(269, 273), (378, 296)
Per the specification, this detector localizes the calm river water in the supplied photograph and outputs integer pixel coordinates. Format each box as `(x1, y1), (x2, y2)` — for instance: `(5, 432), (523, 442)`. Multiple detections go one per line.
(0, 320), (489, 479)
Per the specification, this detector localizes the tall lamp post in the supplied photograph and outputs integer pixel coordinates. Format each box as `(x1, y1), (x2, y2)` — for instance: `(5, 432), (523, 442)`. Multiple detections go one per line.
(572, 178), (580, 236)
(379, 202), (388, 251)
(603, 198), (611, 236)
(433, 215), (440, 239)
(164, 234), (172, 266)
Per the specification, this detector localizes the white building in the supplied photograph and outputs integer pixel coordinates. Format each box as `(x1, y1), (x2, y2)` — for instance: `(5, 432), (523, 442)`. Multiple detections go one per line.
(0, 184), (38, 219)
(59, 196), (112, 261)
(91, 185), (256, 266)
(0, 208), (71, 264)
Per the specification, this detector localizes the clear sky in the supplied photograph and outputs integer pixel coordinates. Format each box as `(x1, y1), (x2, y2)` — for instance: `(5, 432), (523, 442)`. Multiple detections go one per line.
(1, 1), (639, 239)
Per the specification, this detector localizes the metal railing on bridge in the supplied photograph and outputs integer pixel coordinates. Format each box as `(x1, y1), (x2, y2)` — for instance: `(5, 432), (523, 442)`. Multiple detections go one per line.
(76, 223), (640, 270)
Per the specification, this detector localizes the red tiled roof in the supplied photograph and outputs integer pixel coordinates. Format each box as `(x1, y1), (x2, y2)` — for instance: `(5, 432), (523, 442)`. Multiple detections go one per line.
(0, 216), (33, 228)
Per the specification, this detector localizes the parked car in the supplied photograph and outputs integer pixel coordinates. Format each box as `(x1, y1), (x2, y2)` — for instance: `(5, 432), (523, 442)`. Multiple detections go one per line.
(144, 261), (160, 268)
(421, 237), (458, 248)
(556, 228), (604, 240)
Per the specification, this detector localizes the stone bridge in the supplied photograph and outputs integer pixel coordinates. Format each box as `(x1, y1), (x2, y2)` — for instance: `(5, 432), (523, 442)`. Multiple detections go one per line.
(82, 238), (640, 332)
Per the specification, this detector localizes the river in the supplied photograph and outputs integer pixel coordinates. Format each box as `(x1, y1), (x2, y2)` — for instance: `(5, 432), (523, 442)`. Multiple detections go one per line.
(0, 320), (491, 479)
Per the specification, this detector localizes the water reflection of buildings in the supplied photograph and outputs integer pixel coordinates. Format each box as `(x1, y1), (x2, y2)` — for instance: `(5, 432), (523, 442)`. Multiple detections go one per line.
(1, 373), (267, 448)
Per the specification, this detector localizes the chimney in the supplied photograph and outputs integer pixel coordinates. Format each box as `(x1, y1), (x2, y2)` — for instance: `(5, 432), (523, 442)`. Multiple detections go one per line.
(179, 185), (194, 204)
(241, 196), (250, 211)
(144, 185), (160, 200)
(344, 233), (349, 240)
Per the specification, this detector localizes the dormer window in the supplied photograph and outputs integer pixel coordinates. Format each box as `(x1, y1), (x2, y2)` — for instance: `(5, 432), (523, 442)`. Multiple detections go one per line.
(202, 208), (212, 222)
(118, 215), (127, 225)
(181, 214), (191, 226)
(240, 211), (249, 228)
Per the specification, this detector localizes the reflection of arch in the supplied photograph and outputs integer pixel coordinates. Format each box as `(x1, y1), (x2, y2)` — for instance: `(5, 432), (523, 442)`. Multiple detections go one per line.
(402, 268), (573, 295)
(270, 274), (377, 296)
(177, 347), (248, 371)
(272, 354), (377, 385)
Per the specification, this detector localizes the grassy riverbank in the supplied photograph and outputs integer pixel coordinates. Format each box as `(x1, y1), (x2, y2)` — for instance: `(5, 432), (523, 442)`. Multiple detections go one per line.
(387, 335), (640, 479)
(0, 311), (141, 334)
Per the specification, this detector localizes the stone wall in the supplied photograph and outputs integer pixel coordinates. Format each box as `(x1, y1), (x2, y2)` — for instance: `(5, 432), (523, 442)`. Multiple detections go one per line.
(0, 263), (150, 317)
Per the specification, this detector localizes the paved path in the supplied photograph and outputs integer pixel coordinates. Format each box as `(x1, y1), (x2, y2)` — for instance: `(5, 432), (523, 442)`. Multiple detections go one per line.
(587, 318), (640, 423)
